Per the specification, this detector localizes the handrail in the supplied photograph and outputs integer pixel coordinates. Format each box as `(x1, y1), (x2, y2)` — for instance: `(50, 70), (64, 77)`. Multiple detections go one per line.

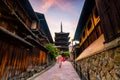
(0, 26), (34, 47)
(3, 1), (36, 39)
(25, 35), (48, 52)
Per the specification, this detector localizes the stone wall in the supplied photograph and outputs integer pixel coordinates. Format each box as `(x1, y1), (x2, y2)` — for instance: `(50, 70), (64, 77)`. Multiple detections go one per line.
(75, 38), (120, 80)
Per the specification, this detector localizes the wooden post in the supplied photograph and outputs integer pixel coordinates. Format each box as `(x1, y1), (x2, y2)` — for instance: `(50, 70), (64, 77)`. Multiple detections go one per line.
(95, 0), (120, 42)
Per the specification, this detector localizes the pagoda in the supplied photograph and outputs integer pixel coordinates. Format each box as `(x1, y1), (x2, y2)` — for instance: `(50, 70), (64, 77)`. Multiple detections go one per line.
(54, 23), (70, 51)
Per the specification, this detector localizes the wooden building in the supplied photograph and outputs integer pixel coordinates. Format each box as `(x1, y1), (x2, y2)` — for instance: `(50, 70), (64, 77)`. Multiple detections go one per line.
(36, 12), (53, 44)
(73, 0), (120, 79)
(0, 0), (53, 79)
(74, 0), (102, 59)
(54, 23), (70, 51)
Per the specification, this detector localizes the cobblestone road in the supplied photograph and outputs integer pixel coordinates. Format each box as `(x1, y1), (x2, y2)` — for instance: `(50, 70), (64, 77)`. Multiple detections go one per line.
(34, 61), (81, 80)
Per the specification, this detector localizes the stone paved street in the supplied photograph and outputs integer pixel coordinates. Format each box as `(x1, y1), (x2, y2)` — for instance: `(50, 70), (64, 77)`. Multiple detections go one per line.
(33, 61), (81, 80)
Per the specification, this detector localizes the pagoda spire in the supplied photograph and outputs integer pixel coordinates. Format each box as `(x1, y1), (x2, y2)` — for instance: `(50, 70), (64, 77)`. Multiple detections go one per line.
(61, 22), (63, 33)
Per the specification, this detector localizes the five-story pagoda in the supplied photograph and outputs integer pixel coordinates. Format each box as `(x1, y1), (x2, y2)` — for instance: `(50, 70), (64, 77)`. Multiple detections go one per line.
(54, 23), (70, 51)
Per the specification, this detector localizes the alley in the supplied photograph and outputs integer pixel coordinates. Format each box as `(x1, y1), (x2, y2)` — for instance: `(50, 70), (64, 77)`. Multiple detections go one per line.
(0, 0), (120, 80)
(31, 61), (81, 80)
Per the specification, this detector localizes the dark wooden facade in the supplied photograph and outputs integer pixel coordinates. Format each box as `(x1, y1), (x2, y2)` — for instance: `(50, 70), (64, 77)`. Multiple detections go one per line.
(0, 0), (53, 79)
(73, 0), (102, 58)
(95, 0), (120, 43)
(73, 0), (120, 79)
(74, 0), (120, 59)
(36, 12), (53, 44)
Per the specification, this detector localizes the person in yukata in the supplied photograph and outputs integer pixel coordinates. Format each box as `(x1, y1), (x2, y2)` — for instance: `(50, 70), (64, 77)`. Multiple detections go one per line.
(57, 55), (63, 68)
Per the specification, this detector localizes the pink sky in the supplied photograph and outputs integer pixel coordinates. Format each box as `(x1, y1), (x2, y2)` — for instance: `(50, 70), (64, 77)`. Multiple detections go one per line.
(29, 0), (85, 41)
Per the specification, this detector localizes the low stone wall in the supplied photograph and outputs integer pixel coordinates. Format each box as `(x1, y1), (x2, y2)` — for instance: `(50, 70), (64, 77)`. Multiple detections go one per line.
(9, 61), (55, 80)
(76, 42), (120, 80)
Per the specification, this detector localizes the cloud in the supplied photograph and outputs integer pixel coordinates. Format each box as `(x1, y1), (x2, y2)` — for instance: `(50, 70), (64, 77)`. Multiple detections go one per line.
(29, 0), (56, 13)
(40, 0), (56, 13)
(55, 0), (74, 13)
(29, 0), (82, 41)
(30, 0), (75, 13)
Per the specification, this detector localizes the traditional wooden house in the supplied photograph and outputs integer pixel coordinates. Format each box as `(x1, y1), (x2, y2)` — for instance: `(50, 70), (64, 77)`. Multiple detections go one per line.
(36, 12), (53, 44)
(0, 0), (53, 79)
(74, 0), (102, 59)
(73, 0), (120, 79)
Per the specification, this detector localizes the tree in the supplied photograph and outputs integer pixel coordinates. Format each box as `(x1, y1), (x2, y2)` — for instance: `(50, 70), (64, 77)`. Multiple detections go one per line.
(45, 43), (59, 59)
(62, 51), (70, 57)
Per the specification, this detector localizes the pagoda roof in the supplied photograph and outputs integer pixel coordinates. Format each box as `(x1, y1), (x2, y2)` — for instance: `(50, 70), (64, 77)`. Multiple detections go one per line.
(55, 42), (70, 45)
(55, 32), (69, 34)
(55, 46), (69, 49)
(55, 36), (70, 39)
(55, 42), (70, 44)
(55, 32), (69, 37)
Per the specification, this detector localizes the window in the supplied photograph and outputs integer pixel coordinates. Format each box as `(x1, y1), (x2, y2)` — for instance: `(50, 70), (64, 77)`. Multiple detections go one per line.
(94, 7), (99, 18)
(79, 39), (81, 43)
(87, 20), (92, 30)
(31, 20), (37, 29)
(83, 31), (85, 38)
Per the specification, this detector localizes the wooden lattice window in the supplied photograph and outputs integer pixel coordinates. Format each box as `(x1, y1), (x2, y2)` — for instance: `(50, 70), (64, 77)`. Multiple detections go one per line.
(87, 20), (92, 30)
(83, 31), (85, 38)
(94, 7), (99, 18)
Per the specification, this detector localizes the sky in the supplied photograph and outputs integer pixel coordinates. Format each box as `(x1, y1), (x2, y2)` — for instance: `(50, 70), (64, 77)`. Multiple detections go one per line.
(29, 0), (85, 42)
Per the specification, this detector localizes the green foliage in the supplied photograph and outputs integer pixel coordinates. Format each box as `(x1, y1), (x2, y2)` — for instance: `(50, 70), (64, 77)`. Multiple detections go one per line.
(45, 43), (59, 58)
(62, 51), (70, 57)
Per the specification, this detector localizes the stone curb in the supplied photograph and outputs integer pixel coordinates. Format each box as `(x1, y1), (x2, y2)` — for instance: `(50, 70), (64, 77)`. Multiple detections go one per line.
(27, 63), (55, 80)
